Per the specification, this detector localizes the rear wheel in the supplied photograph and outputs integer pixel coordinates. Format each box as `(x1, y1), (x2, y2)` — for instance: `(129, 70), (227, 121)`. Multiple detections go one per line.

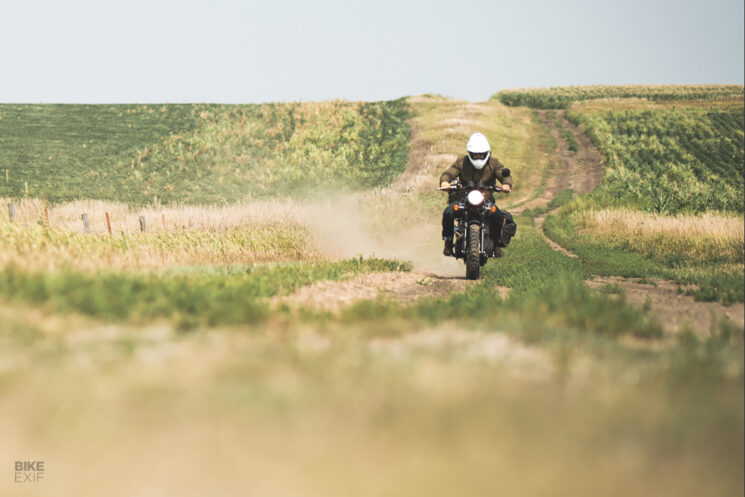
(466, 225), (481, 280)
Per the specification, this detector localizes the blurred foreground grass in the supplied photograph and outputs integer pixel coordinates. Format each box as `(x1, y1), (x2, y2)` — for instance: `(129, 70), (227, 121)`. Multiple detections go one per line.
(0, 257), (409, 328)
(0, 219), (741, 497)
(0, 299), (741, 497)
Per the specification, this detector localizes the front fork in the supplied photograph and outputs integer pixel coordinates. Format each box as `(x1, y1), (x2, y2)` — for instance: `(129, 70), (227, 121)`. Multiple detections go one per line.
(480, 224), (486, 256)
(455, 219), (488, 258)
(452, 202), (496, 260)
(454, 219), (465, 257)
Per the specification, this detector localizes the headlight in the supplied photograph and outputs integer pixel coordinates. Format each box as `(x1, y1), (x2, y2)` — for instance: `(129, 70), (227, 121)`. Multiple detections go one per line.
(467, 190), (485, 206)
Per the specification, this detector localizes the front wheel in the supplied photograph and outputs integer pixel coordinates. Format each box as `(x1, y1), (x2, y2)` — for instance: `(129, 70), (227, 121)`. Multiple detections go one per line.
(466, 225), (481, 280)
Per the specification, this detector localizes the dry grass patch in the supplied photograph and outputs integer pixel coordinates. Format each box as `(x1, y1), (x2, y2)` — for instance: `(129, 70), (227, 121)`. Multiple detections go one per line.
(0, 223), (320, 272)
(576, 209), (745, 263)
(0, 199), (322, 271)
(2, 197), (301, 234)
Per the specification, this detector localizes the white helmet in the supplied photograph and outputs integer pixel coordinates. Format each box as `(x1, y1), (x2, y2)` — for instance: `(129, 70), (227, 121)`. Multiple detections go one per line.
(466, 132), (490, 170)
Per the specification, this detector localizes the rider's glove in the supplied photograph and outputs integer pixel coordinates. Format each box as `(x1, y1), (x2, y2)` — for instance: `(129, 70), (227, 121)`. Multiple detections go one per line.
(440, 181), (450, 189)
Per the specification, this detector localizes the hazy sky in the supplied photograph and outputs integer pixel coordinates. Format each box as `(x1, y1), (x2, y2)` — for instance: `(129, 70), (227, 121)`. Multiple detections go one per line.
(2, 0), (743, 103)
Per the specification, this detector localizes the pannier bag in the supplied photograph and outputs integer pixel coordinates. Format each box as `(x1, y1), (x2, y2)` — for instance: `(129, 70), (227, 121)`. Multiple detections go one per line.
(500, 211), (517, 247)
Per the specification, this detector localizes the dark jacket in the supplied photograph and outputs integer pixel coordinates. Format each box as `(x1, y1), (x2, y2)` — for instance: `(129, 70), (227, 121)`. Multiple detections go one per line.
(439, 155), (513, 201)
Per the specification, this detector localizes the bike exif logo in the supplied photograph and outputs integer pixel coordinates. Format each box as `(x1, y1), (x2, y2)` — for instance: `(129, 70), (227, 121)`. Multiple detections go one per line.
(14, 461), (44, 483)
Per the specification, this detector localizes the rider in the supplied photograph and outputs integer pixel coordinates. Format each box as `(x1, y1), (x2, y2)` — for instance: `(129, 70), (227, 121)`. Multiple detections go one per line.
(440, 132), (513, 257)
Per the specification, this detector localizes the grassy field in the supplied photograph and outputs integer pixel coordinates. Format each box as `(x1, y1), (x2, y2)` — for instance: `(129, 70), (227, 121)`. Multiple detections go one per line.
(0, 257), (409, 328)
(544, 204), (745, 305)
(0, 91), (743, 496)
(0, 104), (196, 202)
(494, 84), (744, 109)
(566, 105), (744, 214)
(0, 100), (410, 204)
(496, 86), (744, 304)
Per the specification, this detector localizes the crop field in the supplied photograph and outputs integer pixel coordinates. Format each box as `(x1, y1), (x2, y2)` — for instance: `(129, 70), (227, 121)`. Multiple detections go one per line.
(494, 84), (744, 109)
(493, 85), (745, 305)
(567, 106), (744, 214)
(0, 89), (743, 496)
(0, 100), (410, 204)
(492, 85), (745, 214)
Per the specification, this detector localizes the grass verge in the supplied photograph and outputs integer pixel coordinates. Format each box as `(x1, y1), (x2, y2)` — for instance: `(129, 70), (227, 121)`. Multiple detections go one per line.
(0, 257), (410, 329)
(544, 203), (744, 304)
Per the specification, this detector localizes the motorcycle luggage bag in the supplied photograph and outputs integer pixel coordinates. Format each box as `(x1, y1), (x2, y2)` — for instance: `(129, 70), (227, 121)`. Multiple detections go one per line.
(500, 211), (517, 247)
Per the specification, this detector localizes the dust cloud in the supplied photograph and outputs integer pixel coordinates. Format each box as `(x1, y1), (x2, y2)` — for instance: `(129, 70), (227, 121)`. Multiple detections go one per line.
(297, 192), (465, 278)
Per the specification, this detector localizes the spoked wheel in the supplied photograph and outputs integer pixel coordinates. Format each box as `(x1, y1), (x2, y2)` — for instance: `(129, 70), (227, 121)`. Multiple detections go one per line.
(466, 225), (481, 280)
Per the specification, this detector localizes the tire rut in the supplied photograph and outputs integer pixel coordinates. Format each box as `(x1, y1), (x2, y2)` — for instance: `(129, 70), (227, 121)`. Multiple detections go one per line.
(512, 110), (604, 216)
(517, 110), (604, 258)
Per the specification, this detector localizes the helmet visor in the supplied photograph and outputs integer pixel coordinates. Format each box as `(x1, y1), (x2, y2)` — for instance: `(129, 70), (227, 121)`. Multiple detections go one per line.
(468, 151), (488, 161)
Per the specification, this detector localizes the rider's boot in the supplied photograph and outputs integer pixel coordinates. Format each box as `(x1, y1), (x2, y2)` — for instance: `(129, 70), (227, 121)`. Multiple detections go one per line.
(443, 238), (454, 256)
(493, 247), (505, 258)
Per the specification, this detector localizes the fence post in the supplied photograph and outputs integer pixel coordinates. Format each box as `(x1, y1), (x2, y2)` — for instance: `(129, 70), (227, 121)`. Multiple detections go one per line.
(105, 212), (112, 235)
(161, 213), (166, 231)
(139, 215), (147, 232)
(81, 213), (91, 233)
(8, 202), (16, 222)
(44, 207), (50, 226)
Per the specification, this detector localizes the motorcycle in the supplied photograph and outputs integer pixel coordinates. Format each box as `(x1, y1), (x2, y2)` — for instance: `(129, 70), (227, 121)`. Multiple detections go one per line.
(438, 179), (510, 280)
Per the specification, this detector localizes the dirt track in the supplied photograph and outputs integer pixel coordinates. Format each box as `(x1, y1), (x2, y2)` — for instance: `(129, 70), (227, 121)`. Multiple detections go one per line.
(285, 107), (603, 310)
(274, 272), (482, 312)
(514, 110), (605, 215)
(527, 110), (603, 258)
(284, 105), (742, 335)
(587, 276), (745, 335)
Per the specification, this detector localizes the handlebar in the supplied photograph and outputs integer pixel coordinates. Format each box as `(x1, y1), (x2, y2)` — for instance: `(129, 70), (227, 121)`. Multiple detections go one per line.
(438, 183), (510, 193)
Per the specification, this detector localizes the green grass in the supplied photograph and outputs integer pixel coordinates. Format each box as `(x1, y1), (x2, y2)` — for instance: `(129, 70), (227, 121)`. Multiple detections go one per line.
(0, 104), (197, 202)
(0, 100), (411, 205)
(0, 257), (410, 328)
(494, 85), (744, 109)
(544, 110), (579, 152)
(543, 206), (744, 305)
(559, 126), (579, 152)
